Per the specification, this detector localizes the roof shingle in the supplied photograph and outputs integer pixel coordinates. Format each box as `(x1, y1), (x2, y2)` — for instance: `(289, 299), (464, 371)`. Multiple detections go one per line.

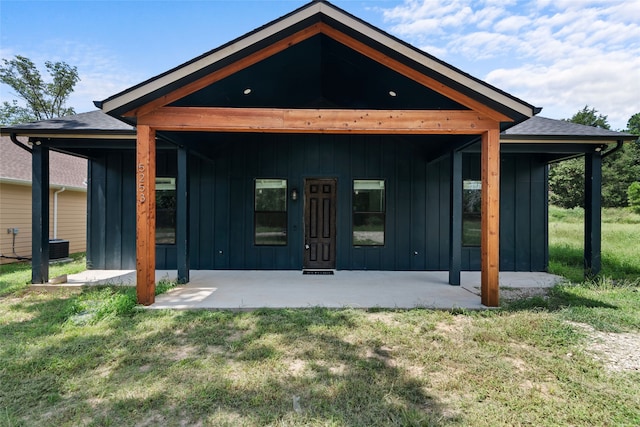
(0, 135), (87, 189)
(502, 116), (634, 139)
(1, 110), (135, 134)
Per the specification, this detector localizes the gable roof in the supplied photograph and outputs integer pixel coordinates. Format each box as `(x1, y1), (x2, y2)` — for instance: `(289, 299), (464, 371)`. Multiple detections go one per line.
(0, 135), (88, 190)
(97, 0), (538, 124)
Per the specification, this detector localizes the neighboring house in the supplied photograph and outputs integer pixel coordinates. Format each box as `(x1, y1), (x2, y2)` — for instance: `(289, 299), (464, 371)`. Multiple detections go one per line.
(0, 1), (634, 305)
(0, 135), (87, 264)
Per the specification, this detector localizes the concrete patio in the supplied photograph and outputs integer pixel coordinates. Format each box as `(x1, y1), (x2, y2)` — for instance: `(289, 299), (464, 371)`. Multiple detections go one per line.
(56, 270), (564, 310)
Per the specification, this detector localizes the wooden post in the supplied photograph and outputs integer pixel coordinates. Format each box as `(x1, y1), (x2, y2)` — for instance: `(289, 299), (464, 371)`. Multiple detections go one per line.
(176, 146), (190, 284)
(136, 125), (156, 305)
(449, 150), (462, 285)
(584, 151), (602, 277)
(481, 128), (500, 306)
(32, 143), (49, 284)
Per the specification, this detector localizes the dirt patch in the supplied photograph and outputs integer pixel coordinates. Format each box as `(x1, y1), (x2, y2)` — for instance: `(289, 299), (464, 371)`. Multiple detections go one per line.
(568, 321), (640, 373)
(366, 345), (397, 368)
(367, 312), (401, 326)
(287, 358), (307, 376)
(167, 345), (198, 361)
(435, 316), (472, 342)
(500, 287), (550, 301)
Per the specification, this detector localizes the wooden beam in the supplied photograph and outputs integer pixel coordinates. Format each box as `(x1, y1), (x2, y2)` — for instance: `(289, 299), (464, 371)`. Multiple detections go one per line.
(481, 128), (500, 307)
(136, 125), (156, 305)
(127, 23), (512, 123)
(126, 23), (324, 117)
(139, 107), (499, 134)
(318, 23), (512, 123)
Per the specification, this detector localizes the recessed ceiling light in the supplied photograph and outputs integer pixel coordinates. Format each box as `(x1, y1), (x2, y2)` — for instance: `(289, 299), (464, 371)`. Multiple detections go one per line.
(243, 88), (252, 95)
(388, 90), (397, 97)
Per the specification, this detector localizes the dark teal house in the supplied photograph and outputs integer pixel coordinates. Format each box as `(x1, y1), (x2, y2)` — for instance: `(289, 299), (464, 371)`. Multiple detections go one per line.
(2, 1), (634, 306)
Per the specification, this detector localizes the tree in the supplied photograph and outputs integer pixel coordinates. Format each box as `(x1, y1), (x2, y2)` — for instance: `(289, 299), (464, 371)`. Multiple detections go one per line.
(627, 113), (640, 134)
(627, 113), (640, 151)
(628, 182), (640, 214)
(549, 107), (640, 208)
(0, 55), (79, 125)
(563, 105), (610, 129)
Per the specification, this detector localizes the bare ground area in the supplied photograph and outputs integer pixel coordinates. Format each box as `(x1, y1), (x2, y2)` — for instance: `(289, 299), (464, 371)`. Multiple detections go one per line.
(568, 321), (640, 373)
(499, 287), (640, 373)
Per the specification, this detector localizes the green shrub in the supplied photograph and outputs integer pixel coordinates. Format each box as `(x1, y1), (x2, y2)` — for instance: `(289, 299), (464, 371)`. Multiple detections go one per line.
(628, 182), (640, 213)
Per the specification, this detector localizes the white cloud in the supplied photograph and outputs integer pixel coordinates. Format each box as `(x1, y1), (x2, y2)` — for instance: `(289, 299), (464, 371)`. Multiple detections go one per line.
(494, 15), (531, 33)
(379, 0), (640, 129)
(1, 40), (143, 115)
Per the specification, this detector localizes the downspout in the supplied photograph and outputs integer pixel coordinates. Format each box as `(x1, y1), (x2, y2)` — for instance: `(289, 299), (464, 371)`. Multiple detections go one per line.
(601, 140), (624, 159)
(53, 187), (66, 239)
(10, 133), (33, 153)
(1, 134), (34, 260)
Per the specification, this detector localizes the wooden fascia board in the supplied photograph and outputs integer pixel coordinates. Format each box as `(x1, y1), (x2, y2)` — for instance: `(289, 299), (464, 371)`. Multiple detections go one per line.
(138, 107), (500, 134)
(127, 22), (511, 123)
(125, 23), (325, 118)
(102, 3), (325, 114)
(317, 23), (511, 122)
(317, 4), (534, 119)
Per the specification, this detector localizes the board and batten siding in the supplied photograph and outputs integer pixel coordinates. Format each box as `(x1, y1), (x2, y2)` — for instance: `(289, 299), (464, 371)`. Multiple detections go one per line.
(86, 134), (548, 272)
(0, 182), (87, 264)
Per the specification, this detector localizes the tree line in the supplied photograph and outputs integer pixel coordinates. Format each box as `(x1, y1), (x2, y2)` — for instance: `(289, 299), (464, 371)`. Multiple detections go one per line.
(549, 106), (640, 210)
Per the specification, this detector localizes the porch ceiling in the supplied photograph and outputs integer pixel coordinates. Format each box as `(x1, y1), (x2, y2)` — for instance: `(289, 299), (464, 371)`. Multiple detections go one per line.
(169, 35), (468, 111)
(161, 131), (473, 162)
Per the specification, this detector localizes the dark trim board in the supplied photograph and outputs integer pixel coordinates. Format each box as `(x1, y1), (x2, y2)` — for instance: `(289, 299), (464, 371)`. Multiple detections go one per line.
(86, 133), (548, 272)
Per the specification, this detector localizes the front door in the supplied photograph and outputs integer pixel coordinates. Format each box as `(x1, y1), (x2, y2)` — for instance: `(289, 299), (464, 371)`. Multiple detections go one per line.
(304, 179), (337, 269)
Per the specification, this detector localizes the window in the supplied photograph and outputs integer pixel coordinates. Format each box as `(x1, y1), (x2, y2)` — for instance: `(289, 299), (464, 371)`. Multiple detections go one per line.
(353, 180), (385, 246)
(463, 180), (481, 246)
(156, 177), (176, 245)
(255, 179), (287, 245)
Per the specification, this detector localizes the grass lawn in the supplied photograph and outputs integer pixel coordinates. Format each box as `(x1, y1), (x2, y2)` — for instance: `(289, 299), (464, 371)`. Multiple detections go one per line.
(548, 206), (640, 282)
(1, 210), (639, 426)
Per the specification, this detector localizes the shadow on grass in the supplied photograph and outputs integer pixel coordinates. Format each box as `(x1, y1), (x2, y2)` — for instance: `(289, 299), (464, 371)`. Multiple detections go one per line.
(503, 285), (618, 312)
(1, 293), (456, 426)
(549, 244), (640, 282)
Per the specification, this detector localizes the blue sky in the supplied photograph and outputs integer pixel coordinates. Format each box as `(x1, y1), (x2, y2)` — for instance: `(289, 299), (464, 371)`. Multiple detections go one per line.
(1, 0), (638, 130)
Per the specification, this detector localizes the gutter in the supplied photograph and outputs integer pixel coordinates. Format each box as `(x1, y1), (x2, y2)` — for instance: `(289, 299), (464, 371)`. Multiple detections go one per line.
(547, 139), (626, 165)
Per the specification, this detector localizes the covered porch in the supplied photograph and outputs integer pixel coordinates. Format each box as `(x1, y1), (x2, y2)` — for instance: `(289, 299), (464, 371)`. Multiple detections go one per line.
(3, 1), (634, 311)
(49, 269), (562, 310)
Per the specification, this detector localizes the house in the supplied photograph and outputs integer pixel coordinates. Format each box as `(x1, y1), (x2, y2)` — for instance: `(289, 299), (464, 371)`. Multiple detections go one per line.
(0, 1), (634, 306)
(0, 135), (87, 264)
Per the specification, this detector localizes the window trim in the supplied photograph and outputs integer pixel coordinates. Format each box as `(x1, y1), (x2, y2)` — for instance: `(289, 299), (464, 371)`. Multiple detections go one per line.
(254, 178), (288, 246)
(156, 176), (176, 246)
(352, 179), (386, 247)
(462, 179), (481, 247)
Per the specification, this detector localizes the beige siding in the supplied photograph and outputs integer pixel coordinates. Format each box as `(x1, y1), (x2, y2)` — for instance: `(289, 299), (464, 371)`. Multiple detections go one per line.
(49, 189), (87, 255)
(0, 183), (32, 263)
(0, 183), (86, 264)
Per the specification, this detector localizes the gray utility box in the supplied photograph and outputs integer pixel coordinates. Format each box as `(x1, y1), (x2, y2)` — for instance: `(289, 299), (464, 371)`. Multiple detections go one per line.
(49, 239), (70, 259)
